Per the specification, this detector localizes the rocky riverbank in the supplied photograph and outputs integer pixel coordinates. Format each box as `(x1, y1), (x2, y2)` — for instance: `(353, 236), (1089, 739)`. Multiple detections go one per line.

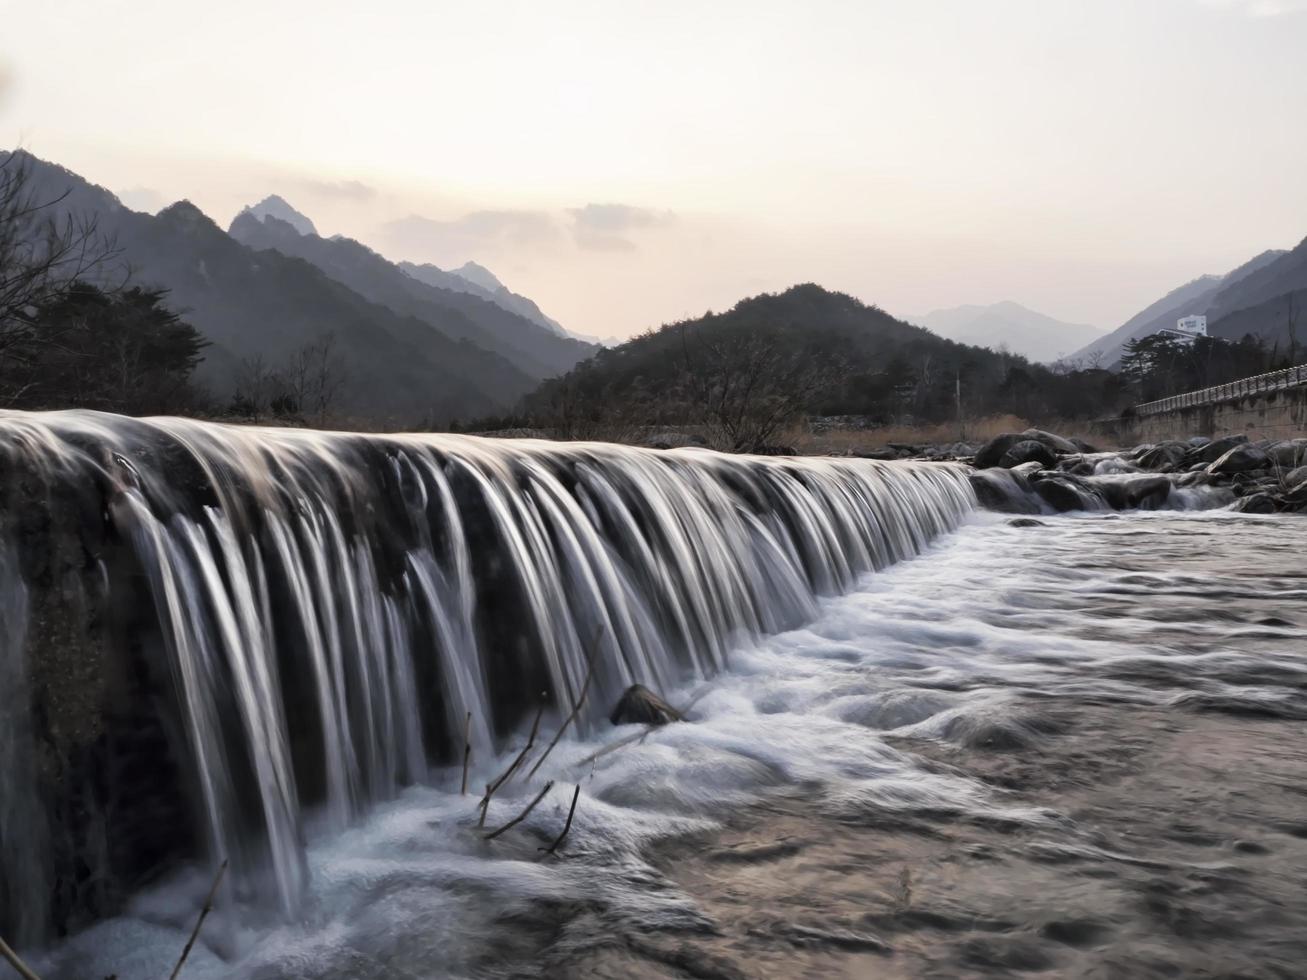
(864, 428), (1307, 515)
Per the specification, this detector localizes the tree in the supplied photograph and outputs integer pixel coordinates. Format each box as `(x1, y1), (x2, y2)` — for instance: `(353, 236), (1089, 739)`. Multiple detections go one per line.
(0, 151), (122, 396)
(678, 320), (840, 452)
(2, 283), (207, 414)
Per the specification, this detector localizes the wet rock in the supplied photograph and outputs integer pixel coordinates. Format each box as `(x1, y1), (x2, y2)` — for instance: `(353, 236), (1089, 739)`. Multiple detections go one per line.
(1008, 517), (1046, 527)
(1282, 465), (1307, 487)
(974, 433), (1026, 469)
(1231, 492), (1277, 514)
(1022, 428), (1079, 454)
(970, 469), (1041, 514)
(999, 440), (1057, 469)
(1188, 435), (1211, 447)
(1032, 473), (1103, 513)
(1206, 443), (1270, 476)
(1185, 434), (1249, 466)
(610, 684), (682, 726)
(1267, 439), (1307, 468)
(1098, 476), (1173, 510)
(1137, 443), (1188, 472)
(1071, 437), (1101, 453)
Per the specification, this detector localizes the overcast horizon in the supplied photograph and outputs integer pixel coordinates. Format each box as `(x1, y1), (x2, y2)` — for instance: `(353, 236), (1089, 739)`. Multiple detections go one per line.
(3, 0), (1306, 340)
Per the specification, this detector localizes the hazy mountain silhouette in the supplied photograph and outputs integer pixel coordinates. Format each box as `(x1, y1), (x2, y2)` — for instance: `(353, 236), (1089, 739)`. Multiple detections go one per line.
(236, 194), (318, 236)
(230, 206), (595, 377)
(9, 151), (535, 423)
(1067, 250), (1288, 367)
(907, 301), (1104, 363)
(397, 259), (570, 339)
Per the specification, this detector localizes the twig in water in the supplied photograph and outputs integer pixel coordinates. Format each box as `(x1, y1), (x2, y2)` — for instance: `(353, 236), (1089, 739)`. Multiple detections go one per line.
(483, 781), (555, 841)
(527, 639), (601, 779)
(460, 711), (472, 796)
(0, 933), (42, 980)
(573, 687), (711, 769)
(539, 785), (581, 857)
(168, 858), (228, 980)
(477, 695), (545, 824)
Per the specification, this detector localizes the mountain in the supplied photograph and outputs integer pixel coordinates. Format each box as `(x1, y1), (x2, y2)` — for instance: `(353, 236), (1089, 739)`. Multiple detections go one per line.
(516, 284), (1129, 440)
(230, 206), (595, 377)
(10, 151), (534, 423)
(397, 260), (569, 338)
(236, 194), (318, 236)
(1065, 250), (1288, 368)
(907, 301), (1104, 363)
(1205, 237), (1307, 356)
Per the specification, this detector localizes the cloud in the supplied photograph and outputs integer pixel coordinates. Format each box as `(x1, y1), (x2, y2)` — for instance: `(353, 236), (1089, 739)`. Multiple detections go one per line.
(381, 209), (560, 263)
(1199, 0), (1307, 15)
(290, 177), (378, 201)
(567, 203), (676, 252)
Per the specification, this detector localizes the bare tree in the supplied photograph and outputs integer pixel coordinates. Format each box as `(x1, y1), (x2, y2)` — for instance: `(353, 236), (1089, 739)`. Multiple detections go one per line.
(291, 332), (347, 427)
(679, 322), (837, 452)
(0, 151), (122, 399)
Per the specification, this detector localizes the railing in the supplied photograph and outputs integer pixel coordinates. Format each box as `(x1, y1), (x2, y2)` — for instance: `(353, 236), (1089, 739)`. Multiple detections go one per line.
(1134, 363), (1307, 416)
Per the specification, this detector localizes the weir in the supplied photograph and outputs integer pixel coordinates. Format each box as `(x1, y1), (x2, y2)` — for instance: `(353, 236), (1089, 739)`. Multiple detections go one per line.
(0, 410), (974, 946)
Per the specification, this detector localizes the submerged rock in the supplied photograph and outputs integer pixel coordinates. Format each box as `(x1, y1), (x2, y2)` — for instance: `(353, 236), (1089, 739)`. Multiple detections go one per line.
(1008, 517), (1046, 527)
(610, 684), (683, 726)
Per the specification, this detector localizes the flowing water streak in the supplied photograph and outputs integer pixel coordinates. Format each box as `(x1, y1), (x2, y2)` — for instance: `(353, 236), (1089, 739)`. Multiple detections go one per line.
(0, 409), (975, 938)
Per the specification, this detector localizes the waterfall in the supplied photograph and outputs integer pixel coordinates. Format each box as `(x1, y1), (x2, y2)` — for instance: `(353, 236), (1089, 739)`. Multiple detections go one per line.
(0, 410), (974, 944)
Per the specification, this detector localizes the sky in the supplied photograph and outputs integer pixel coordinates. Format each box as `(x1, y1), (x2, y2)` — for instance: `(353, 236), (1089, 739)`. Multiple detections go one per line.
(2, 0), (1306, 340)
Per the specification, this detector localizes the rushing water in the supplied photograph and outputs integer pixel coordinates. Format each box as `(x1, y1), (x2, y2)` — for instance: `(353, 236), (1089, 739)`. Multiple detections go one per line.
(0, 410), (971, 954)
(4, 412), (1303, 977)
(20, 508), (1307, 979)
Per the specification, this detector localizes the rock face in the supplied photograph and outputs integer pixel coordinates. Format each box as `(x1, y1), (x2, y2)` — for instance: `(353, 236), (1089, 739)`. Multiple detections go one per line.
(609, 684), (683, 727)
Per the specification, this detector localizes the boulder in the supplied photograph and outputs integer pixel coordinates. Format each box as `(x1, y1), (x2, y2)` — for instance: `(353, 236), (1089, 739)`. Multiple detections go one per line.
(1206, 443), (1270, 476)
(1187, 436), (1211, 447)
(1231, 492), (1277, 514)
(999, 440), (1057, 469)
(1031, 473), (1104, 513)
(1284, 465), (1307, 488)
(1185, 433), (1250, 466)
(969, 469), (1040, 514)
(1267, 439), (1307, 468)
(1070, 437), (1101, 453)
(1021, 428), (1079, 454)
(1136, 442), (1188, 472)
(1010, 461), (1046, 481)
(1109, 476), (1173, 510)
(973, 433), (1027, 469)
(610, 684), (682, 727)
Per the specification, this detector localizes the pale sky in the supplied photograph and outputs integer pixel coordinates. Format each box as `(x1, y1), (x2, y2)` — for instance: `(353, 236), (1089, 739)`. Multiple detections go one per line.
(2, 0), (1306, 339)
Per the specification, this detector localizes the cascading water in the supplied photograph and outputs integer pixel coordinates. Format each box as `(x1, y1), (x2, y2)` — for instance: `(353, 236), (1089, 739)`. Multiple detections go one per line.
(0, 409), (974, 947)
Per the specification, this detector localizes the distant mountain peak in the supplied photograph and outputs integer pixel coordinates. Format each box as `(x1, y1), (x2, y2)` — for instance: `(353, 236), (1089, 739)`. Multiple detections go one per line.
(450, 261), (505, 294)
(237, 195), (318, 237)
(907, 301), (1104, 364)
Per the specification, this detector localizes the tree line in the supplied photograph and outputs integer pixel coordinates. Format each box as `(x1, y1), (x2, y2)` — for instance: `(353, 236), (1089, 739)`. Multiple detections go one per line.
(482, 285), (1294, 451)
(0, 152), (347, 423)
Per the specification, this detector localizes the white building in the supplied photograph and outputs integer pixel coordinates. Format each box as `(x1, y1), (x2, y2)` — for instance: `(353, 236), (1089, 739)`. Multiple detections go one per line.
(1156, 314), (1207, 345)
